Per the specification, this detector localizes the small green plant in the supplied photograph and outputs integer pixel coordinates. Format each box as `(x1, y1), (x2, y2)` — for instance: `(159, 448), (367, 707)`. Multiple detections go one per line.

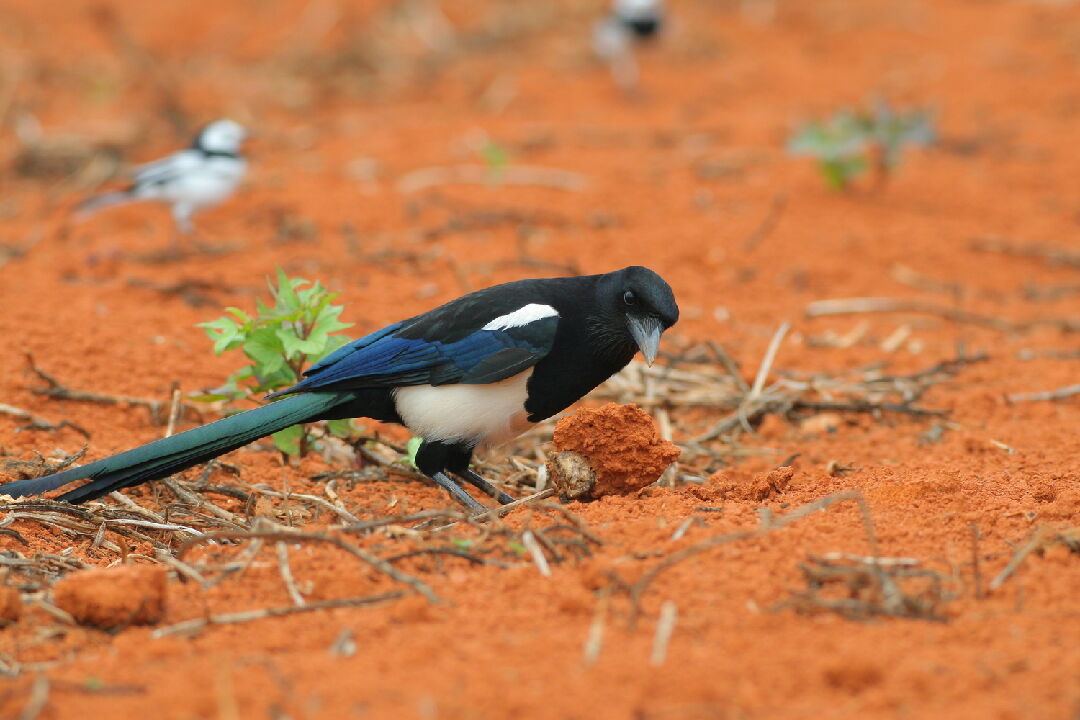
(479, 139), (511, 179)
(788, 101), (935, 190)
(196, 268), (357, 456)
(405, 435), (424, 469)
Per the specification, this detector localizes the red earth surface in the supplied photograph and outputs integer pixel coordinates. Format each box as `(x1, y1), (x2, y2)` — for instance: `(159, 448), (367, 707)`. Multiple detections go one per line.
(1, 0), (1080, 718)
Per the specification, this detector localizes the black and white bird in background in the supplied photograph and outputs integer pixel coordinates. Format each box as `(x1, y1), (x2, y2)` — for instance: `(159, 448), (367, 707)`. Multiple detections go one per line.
(593, 0), (665, 93)
(74, 119), (248, 236)
(1, 267), (679, 511)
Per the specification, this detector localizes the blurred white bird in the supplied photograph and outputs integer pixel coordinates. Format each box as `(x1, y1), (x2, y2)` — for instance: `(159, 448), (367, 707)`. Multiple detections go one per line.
(75, 119), (248, 235)
(593, 0), (664, 93)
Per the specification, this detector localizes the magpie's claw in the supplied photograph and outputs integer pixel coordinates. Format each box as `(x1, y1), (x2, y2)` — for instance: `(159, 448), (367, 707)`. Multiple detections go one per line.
(430, 471), (486, 511)
(458, 469), (516, 505)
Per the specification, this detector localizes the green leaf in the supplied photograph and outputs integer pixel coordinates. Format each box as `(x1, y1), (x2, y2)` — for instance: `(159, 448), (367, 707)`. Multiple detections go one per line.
(275, 327), (311, 359)
(480, 141), (510, 176)
(225, 307), (252, 325)
(310, 310), (353, 342)
(326, 418), (358, 438)
(197, 268), (357, 458)
(198, 317), (241, 355)
(188, 392), (233, 403)
(406, 436), (423, 468)
(275, 268), (303, 311)
(820, 157), (866, 191)
(790, 102), (934, 190)
(272, 424), (304, 455)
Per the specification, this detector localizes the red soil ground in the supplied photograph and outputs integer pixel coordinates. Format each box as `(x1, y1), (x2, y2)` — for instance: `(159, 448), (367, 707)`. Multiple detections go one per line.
(1, 0), (1079, 717)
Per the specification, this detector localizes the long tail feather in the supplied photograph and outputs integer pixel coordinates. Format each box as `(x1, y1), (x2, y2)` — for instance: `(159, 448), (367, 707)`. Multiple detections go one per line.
(73, 190), (139, 220)
(0, 392), (349, 503)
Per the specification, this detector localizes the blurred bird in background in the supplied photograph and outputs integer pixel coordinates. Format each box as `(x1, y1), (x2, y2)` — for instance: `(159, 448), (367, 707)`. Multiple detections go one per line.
(74, 119), (248, 238)
(593, 0), (664, 94)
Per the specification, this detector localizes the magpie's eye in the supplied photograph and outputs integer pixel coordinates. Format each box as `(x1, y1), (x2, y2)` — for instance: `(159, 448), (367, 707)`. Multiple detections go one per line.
(623, 290), (636, 306)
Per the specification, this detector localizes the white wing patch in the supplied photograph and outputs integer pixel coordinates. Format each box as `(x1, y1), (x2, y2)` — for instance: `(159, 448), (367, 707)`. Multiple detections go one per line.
(482, 304), (558, 331)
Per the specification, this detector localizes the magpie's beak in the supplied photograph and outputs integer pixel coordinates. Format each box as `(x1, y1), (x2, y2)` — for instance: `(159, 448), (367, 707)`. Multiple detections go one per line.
(627, 315), (663, 366)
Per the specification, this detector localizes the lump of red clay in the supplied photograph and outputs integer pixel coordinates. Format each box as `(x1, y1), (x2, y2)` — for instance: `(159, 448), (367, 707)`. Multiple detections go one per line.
(52, 565), (168, 629)
(548, 403), (680, 500)
(0, 585), (22, 626)
(705, 466), (794, 502)
(747, 466), (793, 501)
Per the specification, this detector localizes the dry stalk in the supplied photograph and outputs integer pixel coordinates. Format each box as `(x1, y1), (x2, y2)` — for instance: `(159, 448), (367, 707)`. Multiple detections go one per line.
(151, 592), (404, 638)
(625, 489), (880, 625)
(805, 297), (1080, 333)
(988, 526), (1080, 591)
(1006, 383), (1080, 403)
(25, 354), (197, 426)
(783, 554), (950, 621)
(179, 530), (440, 603)
(0, 403), (88, 437)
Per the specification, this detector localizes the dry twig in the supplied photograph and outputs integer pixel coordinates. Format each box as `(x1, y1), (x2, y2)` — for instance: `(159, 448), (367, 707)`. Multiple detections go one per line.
(805, 297), (1079, 333)
(25, 354), (196, 425)
(0, 403), (88, 437)
(1006, 383), (1080, 404)
(988, 526), (1080, 591)
(151, 593), (404, 638)
(179, 530), (440, 603)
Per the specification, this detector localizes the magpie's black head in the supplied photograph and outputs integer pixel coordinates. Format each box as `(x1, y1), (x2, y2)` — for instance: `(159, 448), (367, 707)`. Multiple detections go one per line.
(594, 266), (679, 366)
(613, 0), (663, 38)
(193, 119), (247, 155)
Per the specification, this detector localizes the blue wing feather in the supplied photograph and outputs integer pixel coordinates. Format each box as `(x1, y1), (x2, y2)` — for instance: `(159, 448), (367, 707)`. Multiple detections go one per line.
(303, 321), (405, 374)
(268, 315), (557, 398)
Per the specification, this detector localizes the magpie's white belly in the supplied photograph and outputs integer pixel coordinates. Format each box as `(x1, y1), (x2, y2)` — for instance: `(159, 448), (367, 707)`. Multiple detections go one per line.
(393, 371), (533, 449)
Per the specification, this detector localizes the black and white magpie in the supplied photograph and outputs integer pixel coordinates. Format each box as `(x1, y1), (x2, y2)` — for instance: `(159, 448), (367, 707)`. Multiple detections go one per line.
(1, 267), (679, 510)
(75, 119), (248, 235)
(593, 0), (665, 91)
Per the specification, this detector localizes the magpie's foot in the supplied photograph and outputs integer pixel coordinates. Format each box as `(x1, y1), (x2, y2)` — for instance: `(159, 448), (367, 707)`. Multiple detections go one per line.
(458, 469), (516, 505)
(430, 471), (486, 511)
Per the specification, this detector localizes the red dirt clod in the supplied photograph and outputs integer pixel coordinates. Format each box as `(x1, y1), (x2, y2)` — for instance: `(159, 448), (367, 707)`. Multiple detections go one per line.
(0, 586), (22, 626)
(548, 403), (680, 500)
(706, 466), (794, 502)
(52, 565), (168, 629)
(749, 466), (794, 501)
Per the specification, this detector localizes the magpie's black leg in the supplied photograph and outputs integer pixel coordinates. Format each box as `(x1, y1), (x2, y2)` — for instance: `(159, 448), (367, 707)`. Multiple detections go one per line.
(444, 444), (516, 505)
(429, 471), (486, 511)
(457, 469), (516, 505)
(414, 439), (487, 510)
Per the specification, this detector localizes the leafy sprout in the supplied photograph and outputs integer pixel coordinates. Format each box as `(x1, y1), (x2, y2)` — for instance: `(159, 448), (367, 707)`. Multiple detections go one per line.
(477, 138), (511, 180)
(405, 436), (424, 469)
(788, 101), (935, 190)
(195, 268), (358, 456)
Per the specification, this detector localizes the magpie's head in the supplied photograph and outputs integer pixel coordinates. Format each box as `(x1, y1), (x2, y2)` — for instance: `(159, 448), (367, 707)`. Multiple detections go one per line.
(194, 119), (247, 155)
(613, 0), (663, 26)
(596, 266), (679, 366)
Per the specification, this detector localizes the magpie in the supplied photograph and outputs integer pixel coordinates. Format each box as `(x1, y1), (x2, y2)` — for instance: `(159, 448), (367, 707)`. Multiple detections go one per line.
(1, 267), (679, 511)
(593, 0), (665, 92)
(74, 119), (248, 235)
